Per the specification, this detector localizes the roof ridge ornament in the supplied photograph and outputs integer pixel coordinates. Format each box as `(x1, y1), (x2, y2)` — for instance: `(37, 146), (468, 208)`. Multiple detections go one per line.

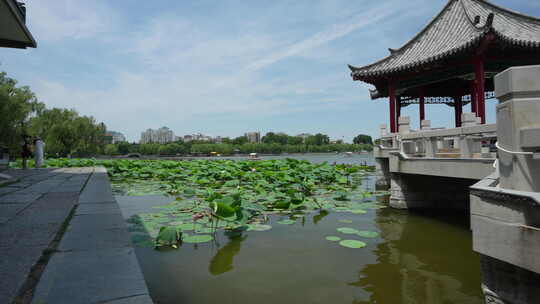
(388, 48), (398, 54)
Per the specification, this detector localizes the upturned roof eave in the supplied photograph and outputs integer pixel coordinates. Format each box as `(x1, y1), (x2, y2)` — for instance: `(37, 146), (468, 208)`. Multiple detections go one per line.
(349, 0), (540, 81)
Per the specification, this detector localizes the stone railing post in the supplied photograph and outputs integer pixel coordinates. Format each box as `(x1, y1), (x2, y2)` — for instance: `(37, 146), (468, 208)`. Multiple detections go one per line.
(424, 137), (438, 157)
(420, 120), (431, 130)
(380, 124), (388, 137)
(462, 112), (479, 127)
(495, 65), (540, 192)
(398, 116), (411, 134)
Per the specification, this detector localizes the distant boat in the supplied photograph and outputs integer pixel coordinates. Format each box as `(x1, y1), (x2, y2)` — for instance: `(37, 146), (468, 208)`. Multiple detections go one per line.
(344, 152), (353, 157)
(249, 153), (261, 160)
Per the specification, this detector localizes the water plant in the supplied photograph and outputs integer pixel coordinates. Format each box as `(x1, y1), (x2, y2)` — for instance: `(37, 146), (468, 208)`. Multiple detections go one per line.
(34, 158), (382, 249)
(339, 240), (367, 249)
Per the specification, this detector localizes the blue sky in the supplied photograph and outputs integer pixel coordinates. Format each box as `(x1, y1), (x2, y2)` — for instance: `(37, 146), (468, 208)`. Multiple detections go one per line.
(1, 0), (539, 142)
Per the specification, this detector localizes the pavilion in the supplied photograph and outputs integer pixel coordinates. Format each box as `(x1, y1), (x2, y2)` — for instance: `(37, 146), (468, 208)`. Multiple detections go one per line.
(349, 0), (540, 133)
(0, 0), (36, 49)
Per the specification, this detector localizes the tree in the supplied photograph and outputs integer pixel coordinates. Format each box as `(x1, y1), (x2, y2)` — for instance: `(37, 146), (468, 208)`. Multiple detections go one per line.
(262, 132), (288, 145)
(306, 133), (330, 146)
(0, 72), (44, 155)
(232, 136), (248, 145)
(353, 134), (373, 145)
(28, 108), (106, 157)
(117, 142), (131, 155)
(287, 136), (303, 145)
(104, 144), (118, 155)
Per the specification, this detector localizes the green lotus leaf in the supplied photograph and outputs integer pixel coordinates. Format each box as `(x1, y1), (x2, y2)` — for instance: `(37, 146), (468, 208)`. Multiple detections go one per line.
(325, 236), (341, 242)
(337, 227), (360, 234)
(338, 219), (353, 223)
(277, 219), (296, 225)
(155, 227), (182, 248)
(339, 240), (366, 249)
(351, 209), (367, 214)
(183, 234), (214, 243)
(247, 224), (272, 231)
(177, 223), (202, 231)
(356, 230), (379, 238)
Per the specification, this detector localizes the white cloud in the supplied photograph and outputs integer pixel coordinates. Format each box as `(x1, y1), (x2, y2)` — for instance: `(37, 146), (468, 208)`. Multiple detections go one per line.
(26, 0), (116, 41)
(19, 0), (429, 141)
(243, 4), (395, 73)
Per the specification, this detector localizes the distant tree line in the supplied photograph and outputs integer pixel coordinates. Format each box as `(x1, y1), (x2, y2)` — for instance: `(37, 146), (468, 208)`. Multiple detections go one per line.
(104, 132), (373, 156)
(0, 72), (107, 158)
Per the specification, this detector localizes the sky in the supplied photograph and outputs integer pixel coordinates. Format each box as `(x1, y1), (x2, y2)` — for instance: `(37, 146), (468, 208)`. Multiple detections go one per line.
(1, 0), (539, 143)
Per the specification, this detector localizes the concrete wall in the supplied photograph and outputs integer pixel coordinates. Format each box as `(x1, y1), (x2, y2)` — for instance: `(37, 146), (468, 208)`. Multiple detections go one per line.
(390, 173), (476, 210)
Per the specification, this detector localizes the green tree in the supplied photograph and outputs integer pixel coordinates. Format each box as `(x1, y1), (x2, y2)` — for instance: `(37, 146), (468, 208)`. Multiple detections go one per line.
(287, 136), (303, 145)
(305, 133), (330, 146)
(104, 144), (118, 155)
(232, 136), (248, 145)
(28, 108), (106, 157)
(353, 134), (373, 145)
(117, 142), (131, 155)
(0, 72), (44, 155)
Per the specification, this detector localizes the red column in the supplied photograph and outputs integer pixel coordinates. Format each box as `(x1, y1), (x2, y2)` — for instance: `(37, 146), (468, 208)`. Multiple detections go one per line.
(470, 81), (477, 115)
(454, 95), (462, 127)
(419, 88), (425, 128)
(389, 83), (397, 133)
(396, 96), (401, 119)
(474, 56), (486, 124)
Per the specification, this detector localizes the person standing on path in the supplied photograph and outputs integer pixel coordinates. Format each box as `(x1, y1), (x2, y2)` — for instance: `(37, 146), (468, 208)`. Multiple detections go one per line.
(34, 137), (45, 168)
(21, 135), (32, 169)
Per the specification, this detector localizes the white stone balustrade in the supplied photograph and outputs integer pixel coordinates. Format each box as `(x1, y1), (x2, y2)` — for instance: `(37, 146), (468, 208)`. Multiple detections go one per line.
(398, 116), (411, 134)
(495, 65), (540, 192)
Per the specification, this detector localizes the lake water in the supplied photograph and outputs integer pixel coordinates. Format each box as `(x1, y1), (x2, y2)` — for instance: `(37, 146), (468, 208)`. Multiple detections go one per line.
(114, 153), (482, 304)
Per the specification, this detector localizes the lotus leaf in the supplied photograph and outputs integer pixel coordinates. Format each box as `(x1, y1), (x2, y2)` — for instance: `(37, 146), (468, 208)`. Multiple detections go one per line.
(337, 227), (360, 234)
(155, 227), (182, 248)
(277, 219), (296, 225)
(325, 236), (341, 242)
(183, 234), (214, 243)
(247, 224), (272, 231)
(356, 230), (379, 238)
(339, 240), (367, 249)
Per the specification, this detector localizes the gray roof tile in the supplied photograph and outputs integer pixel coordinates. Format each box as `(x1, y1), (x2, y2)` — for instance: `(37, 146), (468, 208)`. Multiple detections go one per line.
(349, 0), (540, 79)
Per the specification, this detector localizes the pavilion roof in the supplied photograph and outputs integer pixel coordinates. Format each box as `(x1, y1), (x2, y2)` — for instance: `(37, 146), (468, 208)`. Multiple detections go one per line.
(348, 0), (540, 81)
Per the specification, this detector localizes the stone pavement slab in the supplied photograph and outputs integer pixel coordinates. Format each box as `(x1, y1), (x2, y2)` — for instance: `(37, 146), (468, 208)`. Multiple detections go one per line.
(32, 167), (153, 303)
(0, 169), (87, 304)
(58, 213), (131, 251)
(0, 203), (31, 224)
(0, 192), (42, 204)
(0, 245), (45, 304)
(32, 248), (150, 304)
(103, 294), (154, 304)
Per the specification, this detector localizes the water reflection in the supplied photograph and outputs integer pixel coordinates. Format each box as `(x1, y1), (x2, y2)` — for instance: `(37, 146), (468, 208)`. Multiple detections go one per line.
(313, 210), (329, 225)
(208, 234), (247, 276)
(349, 208), (483, 304)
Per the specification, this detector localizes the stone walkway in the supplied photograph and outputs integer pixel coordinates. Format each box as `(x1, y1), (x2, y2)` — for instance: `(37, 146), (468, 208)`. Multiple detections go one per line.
(0, 167), (152, 304)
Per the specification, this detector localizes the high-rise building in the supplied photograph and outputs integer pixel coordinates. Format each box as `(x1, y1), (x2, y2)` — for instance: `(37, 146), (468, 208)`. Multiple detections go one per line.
(245, 132), (261, 143)
(105, 131), (126, 144)
(140, 127), (175, 144)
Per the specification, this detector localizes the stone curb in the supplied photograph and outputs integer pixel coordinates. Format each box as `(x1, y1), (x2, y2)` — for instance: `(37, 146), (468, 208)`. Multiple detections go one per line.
(32, 167), (154, 304)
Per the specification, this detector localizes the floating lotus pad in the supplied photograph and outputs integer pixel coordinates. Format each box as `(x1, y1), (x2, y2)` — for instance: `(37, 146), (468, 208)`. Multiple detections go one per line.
(182, 234), (213, 243)
(325, 236), (341, 242)
(356, 230), (379, 238)
(338, 219), (353, 223)
(177, 223), (203, 231)
(195, 227), (215, 234)
(337, 227), (360, 234)
(339, 240), (367, 249)
(277, 219), (296, 225)
(351, 209), (367, 214)
(247, 224), (272, 231)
